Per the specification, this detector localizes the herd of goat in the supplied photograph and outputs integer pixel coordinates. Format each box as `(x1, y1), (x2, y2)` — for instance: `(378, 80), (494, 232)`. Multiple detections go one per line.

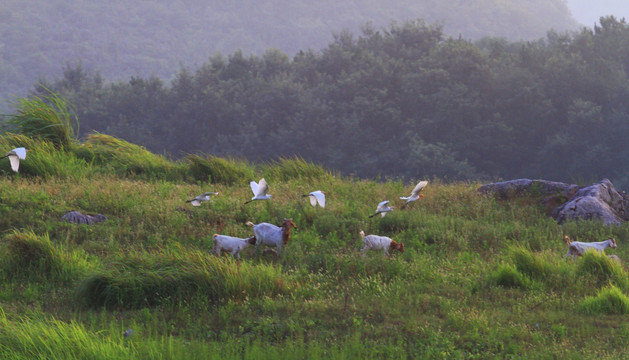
(4, 147), (621, 262)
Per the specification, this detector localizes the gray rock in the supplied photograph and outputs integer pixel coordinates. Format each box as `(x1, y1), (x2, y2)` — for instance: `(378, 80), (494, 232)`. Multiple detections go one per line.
(551, 179), (628, 225)
(62, 210), (108, 225)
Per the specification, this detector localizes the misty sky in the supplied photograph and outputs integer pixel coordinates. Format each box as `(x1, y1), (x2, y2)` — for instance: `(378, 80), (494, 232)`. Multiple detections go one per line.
(566, 0), (628, 26)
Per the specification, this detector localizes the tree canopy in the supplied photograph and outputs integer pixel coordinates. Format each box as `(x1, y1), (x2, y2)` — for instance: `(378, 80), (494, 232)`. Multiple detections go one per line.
(31, 16), (629, 188)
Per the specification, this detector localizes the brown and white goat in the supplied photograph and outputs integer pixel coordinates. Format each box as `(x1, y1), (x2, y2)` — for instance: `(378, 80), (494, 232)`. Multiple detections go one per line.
(246, 218), (297, 257)
(359, 230), (405, 256)
(564, 235), (617, 260)
(212, 234), (257, 259)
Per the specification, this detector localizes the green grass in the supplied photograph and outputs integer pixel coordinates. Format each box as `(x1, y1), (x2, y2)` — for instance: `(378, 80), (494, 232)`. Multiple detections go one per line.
(0, 95), (628, 357)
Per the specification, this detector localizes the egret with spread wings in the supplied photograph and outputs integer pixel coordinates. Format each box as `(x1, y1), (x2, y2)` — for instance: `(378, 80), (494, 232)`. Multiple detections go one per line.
(245, 178), (272, 204)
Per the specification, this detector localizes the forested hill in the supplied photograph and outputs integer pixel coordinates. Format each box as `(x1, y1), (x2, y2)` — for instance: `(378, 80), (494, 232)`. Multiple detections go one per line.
(35, 17), (629, 188)
(1, 0), (578, 110)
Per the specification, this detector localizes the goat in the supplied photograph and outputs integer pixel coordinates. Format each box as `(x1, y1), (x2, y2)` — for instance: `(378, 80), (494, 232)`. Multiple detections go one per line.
(360, 230), (404, 256)
(607, 254), (622, 263)
(212, 234), (257, 259)
(246, 218), (297, 257)
(564, 235), (617, 260)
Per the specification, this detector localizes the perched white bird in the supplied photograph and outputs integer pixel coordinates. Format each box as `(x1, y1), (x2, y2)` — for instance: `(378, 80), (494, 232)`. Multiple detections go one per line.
(369, 200), (394, 218)
(186, 192), (218, 206)
(245, 178), (271, 204)
(303, 190), (326, 208)
(400, 180), (428, 208)
(3, 147), (27, 173)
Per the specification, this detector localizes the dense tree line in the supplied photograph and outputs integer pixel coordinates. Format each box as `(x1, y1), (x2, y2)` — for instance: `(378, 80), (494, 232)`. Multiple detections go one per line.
(1, 0), (577, 112)
(32, 17), (629, 186)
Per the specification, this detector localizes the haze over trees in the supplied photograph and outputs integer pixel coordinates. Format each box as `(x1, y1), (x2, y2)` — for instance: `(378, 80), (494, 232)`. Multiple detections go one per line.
(34, 16), (629, 188)
(1, 0), (578, 110)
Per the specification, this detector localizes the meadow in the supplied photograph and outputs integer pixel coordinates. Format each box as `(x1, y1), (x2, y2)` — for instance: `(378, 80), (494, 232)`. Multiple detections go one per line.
(1, 95), (629, 359)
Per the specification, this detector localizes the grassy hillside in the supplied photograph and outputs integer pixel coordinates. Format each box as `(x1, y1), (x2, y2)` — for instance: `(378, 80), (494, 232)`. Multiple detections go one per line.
(1, 98), (629, 358)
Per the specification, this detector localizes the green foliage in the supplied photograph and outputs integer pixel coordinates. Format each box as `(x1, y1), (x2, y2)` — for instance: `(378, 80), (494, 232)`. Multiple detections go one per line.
(579, 285), (629, 315)
(4, 89), (77, 148)
(186, 154), (255, 185)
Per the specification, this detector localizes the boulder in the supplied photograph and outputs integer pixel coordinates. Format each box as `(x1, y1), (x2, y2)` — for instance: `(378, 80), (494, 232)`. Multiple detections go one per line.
(551, 179), (628, 225)
(62, 210), (108, 225)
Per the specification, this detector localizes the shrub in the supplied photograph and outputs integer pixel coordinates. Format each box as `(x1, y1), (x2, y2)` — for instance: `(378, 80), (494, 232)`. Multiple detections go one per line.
(3, 88), (77, 148)
(580, 285), (629, 315)
(186, 154), (255, 185)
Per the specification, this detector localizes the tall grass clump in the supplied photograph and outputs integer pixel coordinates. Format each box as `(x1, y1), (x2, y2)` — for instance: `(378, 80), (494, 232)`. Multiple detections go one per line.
(262, 157), (334, 182)
(186, 154), (255, 184)
(576, 250), (629, 289)
(0, 230), (86, 283)
(76, 251), (291, 309)
(3, 88), (77, 148)
(488, 263), (530, 288)
(579, 285), (629, 315)
(0, 310), (133, 360)
(73, 133), (185, 181)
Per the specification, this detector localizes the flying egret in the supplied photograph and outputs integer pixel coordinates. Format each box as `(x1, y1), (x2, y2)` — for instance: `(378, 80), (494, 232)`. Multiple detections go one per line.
(400, 180), (428, 208)
(369, 200), (394, 218)
(245, 178), (271, 204)
(3, 147), (28, 172)
(303, 190), (325, 208)
(186, 192), (219, 206)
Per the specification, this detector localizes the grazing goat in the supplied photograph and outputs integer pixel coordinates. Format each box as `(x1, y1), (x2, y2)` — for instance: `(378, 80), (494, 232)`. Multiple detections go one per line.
(212, 234), (257, 259)
(564, 235), (617, 260)
(246, 218), (297, 257)
(360, 230), (404, 256)
(607, 254), (622, 263)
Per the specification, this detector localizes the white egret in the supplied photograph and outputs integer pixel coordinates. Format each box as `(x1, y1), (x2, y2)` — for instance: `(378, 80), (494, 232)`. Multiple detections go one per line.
(369, 200), (394, 218)
(245, 178), (271, 204)
(400, 180), (428, 208)
(186, 192), (218, 206)
(3, 147), (28, 172)
(303, 190), (325, 208)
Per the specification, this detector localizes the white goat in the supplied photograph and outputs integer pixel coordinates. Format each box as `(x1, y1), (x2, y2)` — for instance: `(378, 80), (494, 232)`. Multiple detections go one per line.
(360, 230), (405, 256)
(564, 235), (617, 260)
(246, 218), (297, 257)
(212, 234), (257, 259)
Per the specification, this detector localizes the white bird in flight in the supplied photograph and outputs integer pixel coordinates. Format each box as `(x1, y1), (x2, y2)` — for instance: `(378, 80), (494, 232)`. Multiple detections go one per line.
(400, 180), (428, 208)
(3, 147), (28, 172)
(186, 192), (219, 206)
(369, 200), (394, 218)
(303, 190), (325, 208)
(245, 178), (271, 204)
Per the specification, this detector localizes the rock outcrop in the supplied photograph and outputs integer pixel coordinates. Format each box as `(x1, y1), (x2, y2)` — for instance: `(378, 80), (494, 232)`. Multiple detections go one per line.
(478, 179), (579, 199)
(479, 178), (629, 226)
